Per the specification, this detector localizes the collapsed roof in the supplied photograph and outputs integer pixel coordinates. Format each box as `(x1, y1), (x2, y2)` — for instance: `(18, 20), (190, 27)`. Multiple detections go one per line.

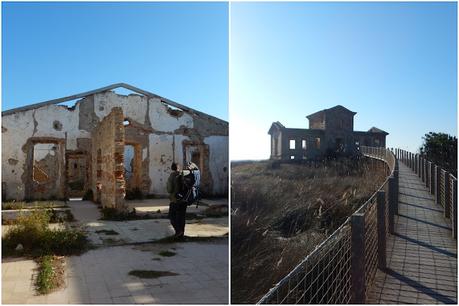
(2, 83), (226, 124)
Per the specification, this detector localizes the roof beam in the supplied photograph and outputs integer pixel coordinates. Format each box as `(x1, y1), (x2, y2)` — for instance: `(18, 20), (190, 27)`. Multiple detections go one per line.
(2, 83), (227, 124)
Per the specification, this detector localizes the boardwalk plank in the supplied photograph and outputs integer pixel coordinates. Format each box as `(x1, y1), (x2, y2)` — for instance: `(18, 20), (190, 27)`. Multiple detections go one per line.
(367, 163), (457, 304)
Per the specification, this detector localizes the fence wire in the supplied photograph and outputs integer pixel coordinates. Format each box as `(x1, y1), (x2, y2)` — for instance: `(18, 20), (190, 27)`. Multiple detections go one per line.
(363, 197), (378, 296)
(258, 224), (352, 304)
(450, 175), (456, 227)
(440, 170), (446, 209)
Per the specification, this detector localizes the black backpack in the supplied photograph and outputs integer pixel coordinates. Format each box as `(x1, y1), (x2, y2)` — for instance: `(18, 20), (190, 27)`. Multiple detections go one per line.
(175, 170), (196, 205)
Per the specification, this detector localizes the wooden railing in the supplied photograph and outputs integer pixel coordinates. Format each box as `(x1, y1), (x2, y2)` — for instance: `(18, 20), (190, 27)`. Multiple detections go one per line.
(395, 148), (457, 239)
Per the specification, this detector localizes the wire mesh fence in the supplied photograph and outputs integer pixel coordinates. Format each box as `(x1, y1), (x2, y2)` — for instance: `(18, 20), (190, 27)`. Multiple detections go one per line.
(362, 197), (378, 296)
(450, 175), (456, 231)
(440, 169), (446, 209)
(258, 223), (352, 304)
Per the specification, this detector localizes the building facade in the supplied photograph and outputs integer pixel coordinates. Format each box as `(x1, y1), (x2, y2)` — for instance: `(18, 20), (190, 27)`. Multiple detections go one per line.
(268, 105), (388, 160)
(2, 84), (228, 210)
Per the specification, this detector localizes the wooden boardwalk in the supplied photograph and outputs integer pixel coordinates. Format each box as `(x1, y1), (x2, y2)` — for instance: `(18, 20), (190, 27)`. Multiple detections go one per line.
(367, 163), (457, 304)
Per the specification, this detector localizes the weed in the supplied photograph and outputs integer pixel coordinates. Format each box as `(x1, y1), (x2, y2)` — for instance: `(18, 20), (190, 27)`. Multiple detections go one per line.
(2, 209), (89, 257)
(35, 255), (65, 294)
(2, 201), (25, 210)
(49, 209), (75, 223)
(2, 201), (68, 211)
(128, 270), (178, 279)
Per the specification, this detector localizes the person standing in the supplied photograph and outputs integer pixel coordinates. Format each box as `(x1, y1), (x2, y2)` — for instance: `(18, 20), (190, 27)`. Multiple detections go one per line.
(187, 161), (201, 201)
(167, 162), (186, 238)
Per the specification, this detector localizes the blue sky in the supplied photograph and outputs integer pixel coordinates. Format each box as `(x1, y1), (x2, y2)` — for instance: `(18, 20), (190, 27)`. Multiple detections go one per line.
(2, 2), (228, 120)
(230, 2), (457, 160)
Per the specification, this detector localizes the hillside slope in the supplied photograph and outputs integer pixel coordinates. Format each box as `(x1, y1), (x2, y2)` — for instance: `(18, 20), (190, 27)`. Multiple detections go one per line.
(231, 158), (386, 303)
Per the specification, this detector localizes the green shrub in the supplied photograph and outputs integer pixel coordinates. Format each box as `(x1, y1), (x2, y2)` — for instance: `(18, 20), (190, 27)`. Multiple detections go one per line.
(41, 230), (88, 256)
(35, 256), (54, 294)
(2, 201), (26, 210)
(35, 255), (65, 295)
(48, 209), (75, 223)
(2, 209), (89, 257)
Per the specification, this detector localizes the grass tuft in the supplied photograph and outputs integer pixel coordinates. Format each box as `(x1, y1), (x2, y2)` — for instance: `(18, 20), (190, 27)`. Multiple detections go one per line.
(35, 255), (65, 295)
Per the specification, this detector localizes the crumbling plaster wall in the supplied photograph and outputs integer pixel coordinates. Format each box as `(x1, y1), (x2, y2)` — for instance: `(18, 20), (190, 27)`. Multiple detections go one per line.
(3, 90), (228, 200)
(2, 103), (90, 200)
(92, 92), (228, 196)
(204, 135), (228, 195)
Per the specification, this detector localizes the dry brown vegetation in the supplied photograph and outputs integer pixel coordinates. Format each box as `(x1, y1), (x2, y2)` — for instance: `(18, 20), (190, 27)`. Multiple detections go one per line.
(231, 157), (386, 304)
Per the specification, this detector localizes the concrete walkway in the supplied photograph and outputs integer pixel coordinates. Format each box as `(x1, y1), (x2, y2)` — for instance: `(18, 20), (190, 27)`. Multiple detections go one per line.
(66, 200), (228, 246)
(3, 199), (228, 304)
(367, 163), (457, 304)
(2, 239), (228, 304)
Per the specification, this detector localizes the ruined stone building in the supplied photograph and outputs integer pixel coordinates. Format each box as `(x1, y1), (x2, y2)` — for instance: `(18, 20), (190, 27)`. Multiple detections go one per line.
(268, 105), (388, 160)
(2, 83), (228, 210)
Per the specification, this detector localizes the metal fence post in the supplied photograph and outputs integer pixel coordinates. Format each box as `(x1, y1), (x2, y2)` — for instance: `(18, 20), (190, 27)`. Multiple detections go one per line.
(421, 157), (426, 183)
(418, 155), (421, 178)
(388, 176), (396, 233)
(351, 213), (366, 304)
(426, 161), (431, 189)
(445, 173), (451, 219)
(415, 154), (418, 175)
(436, 166), (441, 206)
(377, 191), (386, 269)
(430, 162), (435, 195)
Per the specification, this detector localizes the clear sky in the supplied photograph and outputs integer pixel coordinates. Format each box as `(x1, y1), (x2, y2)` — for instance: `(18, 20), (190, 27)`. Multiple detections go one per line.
(230, 2), (457, 160)
(2, 2), (228, 120)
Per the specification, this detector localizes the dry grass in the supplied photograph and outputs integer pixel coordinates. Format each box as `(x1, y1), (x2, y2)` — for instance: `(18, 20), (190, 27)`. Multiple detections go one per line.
(231, 157), (386, 304)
